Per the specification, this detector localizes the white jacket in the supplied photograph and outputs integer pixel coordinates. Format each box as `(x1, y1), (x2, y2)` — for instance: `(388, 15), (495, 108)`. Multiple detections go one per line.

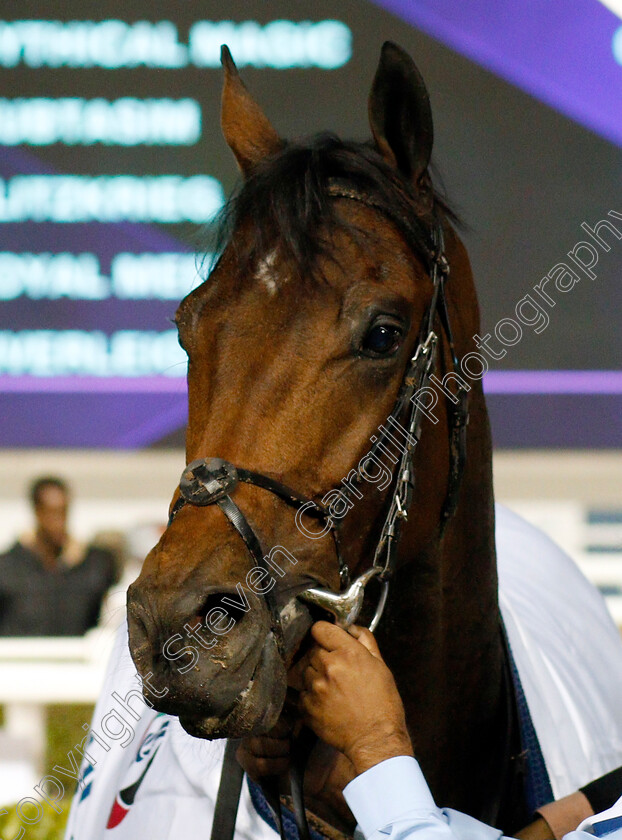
(64, 505), (622, 839)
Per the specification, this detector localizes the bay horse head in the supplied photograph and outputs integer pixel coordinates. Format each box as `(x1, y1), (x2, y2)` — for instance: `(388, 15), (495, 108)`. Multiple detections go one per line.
(127, 43), (491, 753)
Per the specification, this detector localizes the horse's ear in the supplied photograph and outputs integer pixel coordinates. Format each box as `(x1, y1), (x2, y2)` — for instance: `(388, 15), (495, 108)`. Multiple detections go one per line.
(220, 45), (282, 174)
(368, 42), (433, 187)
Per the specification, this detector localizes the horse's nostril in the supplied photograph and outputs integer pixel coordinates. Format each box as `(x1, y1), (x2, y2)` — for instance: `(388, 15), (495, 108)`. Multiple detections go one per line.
(196, 591), (250, 624)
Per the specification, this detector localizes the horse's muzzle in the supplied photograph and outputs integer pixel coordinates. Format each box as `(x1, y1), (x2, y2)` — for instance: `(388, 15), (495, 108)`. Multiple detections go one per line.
(126, 578), (314, 738)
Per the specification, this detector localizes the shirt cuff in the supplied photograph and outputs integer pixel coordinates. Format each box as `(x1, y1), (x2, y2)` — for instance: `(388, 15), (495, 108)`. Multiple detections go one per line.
(577, 793), (622, 835)
(343, 755), (438, 839)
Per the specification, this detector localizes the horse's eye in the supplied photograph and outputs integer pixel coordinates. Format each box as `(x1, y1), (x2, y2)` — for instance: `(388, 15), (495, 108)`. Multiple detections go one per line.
(361, 323), (403, 357)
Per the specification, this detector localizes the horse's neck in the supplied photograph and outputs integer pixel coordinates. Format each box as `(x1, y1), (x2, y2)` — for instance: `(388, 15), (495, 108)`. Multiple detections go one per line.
(377, 387), (513, 823)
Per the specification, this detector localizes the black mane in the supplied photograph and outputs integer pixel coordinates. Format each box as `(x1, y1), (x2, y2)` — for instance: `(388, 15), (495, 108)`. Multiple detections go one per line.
(200, 133), (458, 282)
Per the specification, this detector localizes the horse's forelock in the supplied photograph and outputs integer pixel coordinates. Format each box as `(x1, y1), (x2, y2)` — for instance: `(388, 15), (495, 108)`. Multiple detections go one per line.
(198, 134), (459, 288)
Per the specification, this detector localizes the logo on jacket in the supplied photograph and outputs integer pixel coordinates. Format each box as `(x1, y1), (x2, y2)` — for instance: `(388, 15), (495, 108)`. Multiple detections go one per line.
(106, 716), (170, 829)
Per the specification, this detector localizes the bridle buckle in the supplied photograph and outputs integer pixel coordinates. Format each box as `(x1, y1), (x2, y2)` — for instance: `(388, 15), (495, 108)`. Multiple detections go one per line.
(395, 496), (408, 521)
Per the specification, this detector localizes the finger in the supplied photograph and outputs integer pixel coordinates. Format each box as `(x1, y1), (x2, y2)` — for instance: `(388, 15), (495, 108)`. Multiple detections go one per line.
(348, 625), (382, 659)
(246, 755), (290, 779)
(310, 621), (357, 652)
(302, 662), (321, 690)
(268, 716), (294, 738)
(287, 647), (316, 690)
(262, 757), (290, 777)
(300, 674), (327, 704)
(246, 736), (290, 758)
(307, 646), (334, 676)
(298, 688), (319, 719)
(258, 739), (290, 758)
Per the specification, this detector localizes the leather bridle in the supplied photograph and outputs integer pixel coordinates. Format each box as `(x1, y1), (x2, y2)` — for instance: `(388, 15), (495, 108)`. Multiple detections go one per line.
(169, 217), (468, 635)
(168, 185), (470, 840)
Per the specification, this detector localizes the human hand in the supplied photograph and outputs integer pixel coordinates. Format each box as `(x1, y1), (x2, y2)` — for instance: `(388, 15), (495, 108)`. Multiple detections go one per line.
(235, 715), (292, 781)
(298, 621), (413, 776)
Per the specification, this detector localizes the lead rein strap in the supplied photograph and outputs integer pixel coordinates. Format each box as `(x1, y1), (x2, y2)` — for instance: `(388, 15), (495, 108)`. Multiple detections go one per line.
(289, 728), (316, 840)
(210, 740), (244, 840)
(262, 777), (287, 840)
(210, 746), (290, 840)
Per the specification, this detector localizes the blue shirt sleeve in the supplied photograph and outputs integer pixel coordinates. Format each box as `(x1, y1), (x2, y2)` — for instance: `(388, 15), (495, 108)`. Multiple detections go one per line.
(342, 756), (600, 840)
(343, 756), (505, 840)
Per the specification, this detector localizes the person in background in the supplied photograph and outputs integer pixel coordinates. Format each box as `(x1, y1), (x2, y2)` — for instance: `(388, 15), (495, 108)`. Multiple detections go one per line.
(96, 521), (166, 629)
(239, 621), (622, 840)
(0, 476), (117, 636)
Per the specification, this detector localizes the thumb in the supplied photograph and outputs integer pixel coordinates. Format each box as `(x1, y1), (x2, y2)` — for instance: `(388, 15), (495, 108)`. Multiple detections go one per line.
(348, 625), (383, 660)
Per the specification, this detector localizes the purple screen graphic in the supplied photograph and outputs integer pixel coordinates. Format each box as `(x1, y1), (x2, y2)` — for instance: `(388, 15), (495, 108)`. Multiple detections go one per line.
(1, 1), (620, 449)
(370, 0), (622, 148)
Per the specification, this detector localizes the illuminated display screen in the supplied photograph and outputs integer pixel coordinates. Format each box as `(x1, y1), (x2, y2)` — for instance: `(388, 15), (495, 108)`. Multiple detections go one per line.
(0, 0), (621, 448)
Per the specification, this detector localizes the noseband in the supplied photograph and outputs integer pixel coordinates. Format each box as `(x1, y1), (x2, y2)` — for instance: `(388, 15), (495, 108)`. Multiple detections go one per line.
(168, 456), (346, 655)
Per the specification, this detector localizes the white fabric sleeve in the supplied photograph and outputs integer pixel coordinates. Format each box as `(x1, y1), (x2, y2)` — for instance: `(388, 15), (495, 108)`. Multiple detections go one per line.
(343, 756), (505, 840)
(342, 754), (622, 840)
(574, 793), (622, 838)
